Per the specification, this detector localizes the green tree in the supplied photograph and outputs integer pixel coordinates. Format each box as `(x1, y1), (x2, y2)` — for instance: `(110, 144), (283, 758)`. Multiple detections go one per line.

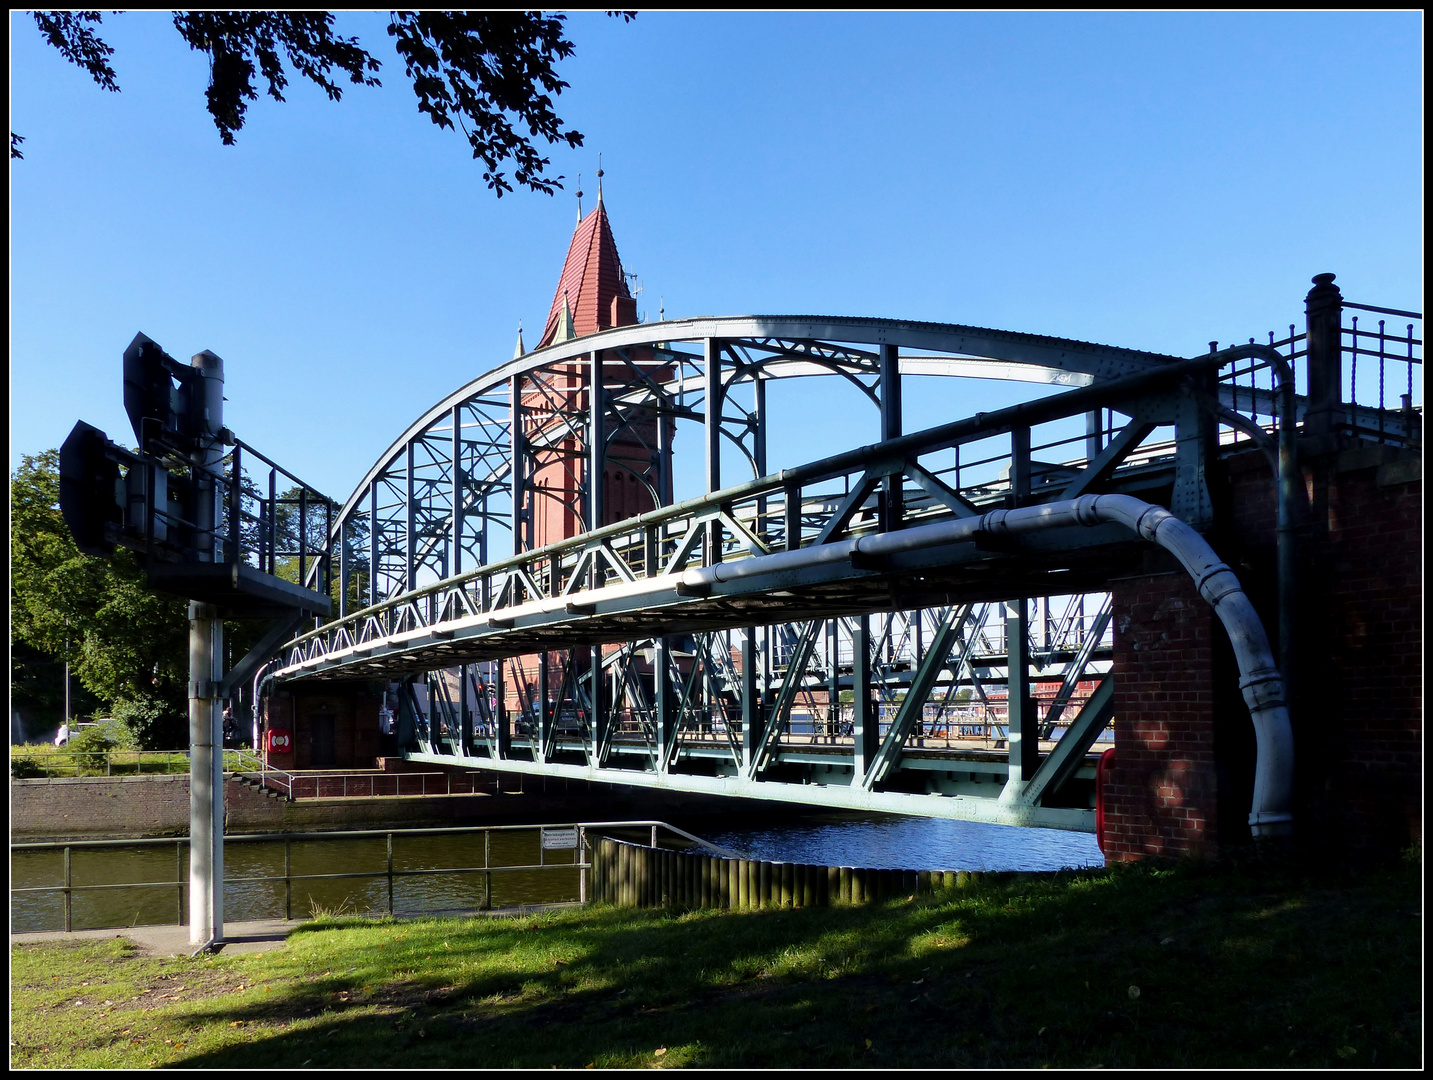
(17, 10), (634, 196)
(11, 450), (189, 746)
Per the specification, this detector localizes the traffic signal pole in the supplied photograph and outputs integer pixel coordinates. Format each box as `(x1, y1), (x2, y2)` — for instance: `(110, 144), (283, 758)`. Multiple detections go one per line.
(189, 349), (226, 951)
(189, 602), (224, 949)
(61, 335), (333, 949)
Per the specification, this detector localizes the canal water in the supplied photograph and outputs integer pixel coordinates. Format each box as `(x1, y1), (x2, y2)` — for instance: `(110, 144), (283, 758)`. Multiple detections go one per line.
(10, 815), (1100, 934)
(701, 813), (1102, 875)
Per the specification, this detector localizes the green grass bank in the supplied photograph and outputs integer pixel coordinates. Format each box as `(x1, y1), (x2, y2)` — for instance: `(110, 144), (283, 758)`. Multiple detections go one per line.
(10, 851), (1421, 1069)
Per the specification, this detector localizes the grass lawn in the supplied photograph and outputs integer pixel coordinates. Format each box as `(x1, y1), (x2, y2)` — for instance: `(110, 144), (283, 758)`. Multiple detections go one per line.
(10, 851), (1421, 1069)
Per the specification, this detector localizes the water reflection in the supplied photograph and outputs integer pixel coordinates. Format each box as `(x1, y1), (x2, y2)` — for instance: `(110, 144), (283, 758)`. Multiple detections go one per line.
(702, 813), (1103, 873)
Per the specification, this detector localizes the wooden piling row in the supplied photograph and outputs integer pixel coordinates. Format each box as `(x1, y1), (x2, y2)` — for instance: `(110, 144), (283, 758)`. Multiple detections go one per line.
(588, 837), (986, 910)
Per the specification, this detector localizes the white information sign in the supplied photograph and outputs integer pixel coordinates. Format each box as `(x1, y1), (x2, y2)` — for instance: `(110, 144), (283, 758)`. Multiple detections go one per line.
(541, 826), (579, 851)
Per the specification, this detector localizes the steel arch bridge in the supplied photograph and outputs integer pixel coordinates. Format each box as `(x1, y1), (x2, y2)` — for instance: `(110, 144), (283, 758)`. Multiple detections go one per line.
(262, 307), (1412, 833)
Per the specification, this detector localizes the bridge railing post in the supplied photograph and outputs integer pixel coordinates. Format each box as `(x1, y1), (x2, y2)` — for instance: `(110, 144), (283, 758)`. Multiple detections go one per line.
(1304, 272), (1344, 442)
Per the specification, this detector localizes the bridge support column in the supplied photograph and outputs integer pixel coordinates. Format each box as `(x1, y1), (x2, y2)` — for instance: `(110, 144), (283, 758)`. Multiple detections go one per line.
(742, 628), (759, 770)
(460, 662), (473, 756)
(655, 637), (674, 772)
(1004, 599), (1038, 790)
(495, 659), (510, 760)
(590, 645), (607, 766)
(538, 651), (553, 762)
(852, 615), (877, 783)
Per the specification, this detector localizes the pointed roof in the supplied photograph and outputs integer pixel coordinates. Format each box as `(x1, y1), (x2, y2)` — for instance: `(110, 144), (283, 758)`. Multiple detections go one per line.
(536, 198), (635, 349)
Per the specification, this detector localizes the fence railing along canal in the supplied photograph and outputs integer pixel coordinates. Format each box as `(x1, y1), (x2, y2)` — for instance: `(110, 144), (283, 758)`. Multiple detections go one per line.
(9, 821), (728, 934)
(12, 821), (999, 935)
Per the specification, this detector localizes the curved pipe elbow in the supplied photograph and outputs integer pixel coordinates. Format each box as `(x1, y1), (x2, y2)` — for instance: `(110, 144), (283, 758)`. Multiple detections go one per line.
(1081, 495), (1294, 837)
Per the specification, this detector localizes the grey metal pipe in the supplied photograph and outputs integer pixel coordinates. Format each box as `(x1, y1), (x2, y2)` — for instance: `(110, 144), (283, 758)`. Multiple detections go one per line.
(1202, 343), (1300, 747)
(686, 492), (1294, 838)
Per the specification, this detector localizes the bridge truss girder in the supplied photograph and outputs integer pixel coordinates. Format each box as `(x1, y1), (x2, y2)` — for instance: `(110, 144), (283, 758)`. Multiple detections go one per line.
(392, 597), (1115, 832)
(276, 313), (1344, 830)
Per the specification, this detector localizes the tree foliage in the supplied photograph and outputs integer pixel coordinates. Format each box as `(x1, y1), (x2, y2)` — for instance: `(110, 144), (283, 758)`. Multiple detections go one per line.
(11, 450), (189, 745)
(17, 10), (634, 195)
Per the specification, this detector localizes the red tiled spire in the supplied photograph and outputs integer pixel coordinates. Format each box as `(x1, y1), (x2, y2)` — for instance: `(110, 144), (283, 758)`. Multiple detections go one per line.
(536, 197), (636, 348)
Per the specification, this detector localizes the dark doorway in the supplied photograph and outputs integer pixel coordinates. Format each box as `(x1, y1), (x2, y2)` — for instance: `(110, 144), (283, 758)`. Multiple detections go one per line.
(311, 714), (337, 768)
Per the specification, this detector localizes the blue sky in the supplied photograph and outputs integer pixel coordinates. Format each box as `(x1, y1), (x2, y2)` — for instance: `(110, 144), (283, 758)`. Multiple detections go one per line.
(10, 11), (1423, 503)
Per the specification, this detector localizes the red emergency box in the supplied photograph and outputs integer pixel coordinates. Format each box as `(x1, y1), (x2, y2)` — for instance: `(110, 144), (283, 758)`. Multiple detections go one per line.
(265, 728), (293, 754)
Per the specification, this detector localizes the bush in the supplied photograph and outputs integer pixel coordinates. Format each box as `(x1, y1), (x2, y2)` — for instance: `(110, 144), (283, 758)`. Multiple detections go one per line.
(68, 725), (121, 775)
(111, 696), (186, 750)
(92, 715), (139, 751)
(10, 756), (45, 779)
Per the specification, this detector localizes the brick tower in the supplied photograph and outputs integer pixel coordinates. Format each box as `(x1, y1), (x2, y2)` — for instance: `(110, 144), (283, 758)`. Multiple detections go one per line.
(520, 189), (667, 550)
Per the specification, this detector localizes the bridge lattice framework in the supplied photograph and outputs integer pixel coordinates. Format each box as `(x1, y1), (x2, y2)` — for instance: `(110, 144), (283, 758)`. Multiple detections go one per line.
(262, 285), (1420, 833)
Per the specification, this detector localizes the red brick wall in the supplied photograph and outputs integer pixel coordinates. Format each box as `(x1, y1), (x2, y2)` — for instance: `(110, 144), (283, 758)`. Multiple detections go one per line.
(1104, 443), (1421, 864)
(1279, 446), (1420, 857)
(1105, 571), (1222, 860)
(12, 774), (295, 839)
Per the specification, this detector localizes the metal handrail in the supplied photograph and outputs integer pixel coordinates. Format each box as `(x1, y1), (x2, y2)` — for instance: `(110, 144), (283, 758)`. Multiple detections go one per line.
(9, 748), (496, 801)
(10, 820), (726, 933)
(281, 352), (1258, 680)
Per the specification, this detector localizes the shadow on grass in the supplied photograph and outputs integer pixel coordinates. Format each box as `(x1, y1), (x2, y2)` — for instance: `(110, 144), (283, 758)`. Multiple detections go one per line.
(149, 858), (1419, 1069)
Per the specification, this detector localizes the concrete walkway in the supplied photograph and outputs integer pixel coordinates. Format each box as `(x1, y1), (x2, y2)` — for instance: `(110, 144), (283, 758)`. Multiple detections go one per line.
(11, 917), (303, 957)
(11, 902), (582, 958)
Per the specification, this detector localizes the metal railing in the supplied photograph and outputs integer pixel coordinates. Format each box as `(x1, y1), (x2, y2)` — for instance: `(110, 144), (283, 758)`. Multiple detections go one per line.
(1343, 304), (1421, 445)
(10, 820), (731, 933)
(9, 746), (498, 802)
(225, 751), (498, 800)
(10, 748), (253, 779)
(279, 351), (1252, 681)
(279, 770), (484, 799)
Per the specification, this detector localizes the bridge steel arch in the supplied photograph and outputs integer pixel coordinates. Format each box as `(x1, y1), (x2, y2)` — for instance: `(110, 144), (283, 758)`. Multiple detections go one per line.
(262, 308), (1347, 841)
(313, 315), (1217, 612)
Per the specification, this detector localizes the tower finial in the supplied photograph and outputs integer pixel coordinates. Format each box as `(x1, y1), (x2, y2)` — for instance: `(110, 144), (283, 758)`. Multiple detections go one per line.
(575, 173), (583, 223)
(596, 153), (603, 203)
(513, 321), (526, 359)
